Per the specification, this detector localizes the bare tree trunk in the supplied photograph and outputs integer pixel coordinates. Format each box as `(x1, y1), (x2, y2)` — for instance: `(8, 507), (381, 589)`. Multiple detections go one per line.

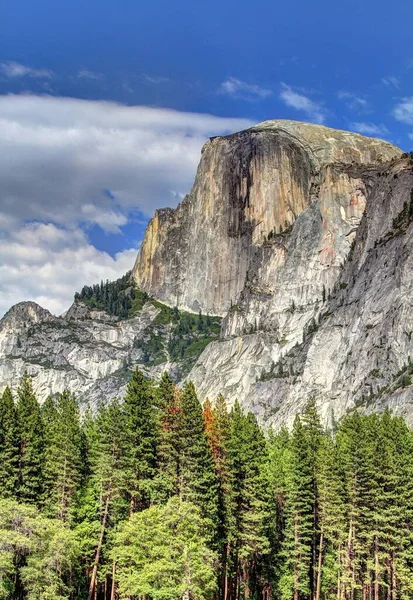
(88, 493), (111, 600)
(336, 546), (341, 600)
(110, 561), (116, 600)
(315, 528), (324, 600)
(224, 542), (230, 600)
(294, 515), (299, 600)
(374, 538), (379, 600)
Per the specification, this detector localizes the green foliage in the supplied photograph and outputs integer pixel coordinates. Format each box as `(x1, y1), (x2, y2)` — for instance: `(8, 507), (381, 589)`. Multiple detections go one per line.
(17, 374), (45, 505)
(0, 387), (19, 498)
(5, 372), (413, 600)
(74, 271), (144, 318)
(123, 368), (158, 512)
(112, 497), (217, 600)
(75, 275), (221, 374)
(42, 391), (83, 521)
(0, 499), (78, 600)
(178, 382), (219, 545)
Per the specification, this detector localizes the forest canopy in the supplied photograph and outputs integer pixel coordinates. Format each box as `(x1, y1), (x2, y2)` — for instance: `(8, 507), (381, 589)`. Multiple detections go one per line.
(1, 371), (413, 600)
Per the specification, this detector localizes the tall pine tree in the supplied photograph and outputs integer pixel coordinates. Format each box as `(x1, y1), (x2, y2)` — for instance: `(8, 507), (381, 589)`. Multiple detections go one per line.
(179, 382), (219, 547)
(42, 391), (83, 521)
(16, 374), (44, 505)
(123, 368), (158, 513)
(0, 387), (19, 499)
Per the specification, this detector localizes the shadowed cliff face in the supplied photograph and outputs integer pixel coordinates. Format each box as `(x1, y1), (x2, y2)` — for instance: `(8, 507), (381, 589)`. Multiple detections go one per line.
(133, 121), (400, 318)
(133, 128), (313, 315)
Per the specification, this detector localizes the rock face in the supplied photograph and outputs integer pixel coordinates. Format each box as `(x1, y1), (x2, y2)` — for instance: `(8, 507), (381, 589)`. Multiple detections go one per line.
(133, 120), (399, 316)
(190, 158), (413, 428)
(3, 118), (413, 429)
(133, 119), (412, 427)
(0, 297), (220, 405)
(0, 300), (159, 403)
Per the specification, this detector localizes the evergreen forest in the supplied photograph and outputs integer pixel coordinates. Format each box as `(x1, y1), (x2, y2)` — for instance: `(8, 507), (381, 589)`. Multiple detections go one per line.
(1, 370), (413, 600)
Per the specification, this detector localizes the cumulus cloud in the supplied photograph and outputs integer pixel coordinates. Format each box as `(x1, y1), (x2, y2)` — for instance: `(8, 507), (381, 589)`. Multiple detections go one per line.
(0, 221), (136, 317)
(279, 83), (325, 124)
(393, 97), (413, 125)
(219, 78), (272, 101)
(350, 122), (389, 137)
(0, 94), (252, 225)
(0, 94), (252, 316)
(0, 61), (53, 79)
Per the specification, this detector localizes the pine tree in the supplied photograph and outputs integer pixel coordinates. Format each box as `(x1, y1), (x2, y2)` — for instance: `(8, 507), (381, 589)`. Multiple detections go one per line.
(123, 368), (158, 513)
(204, 394), (232, 598)
(178, 382), (219, 546)
(0, 387), (19, 499)
(266, 427), (291, 593)
(315, 432), (346, 600)
(226, 402), (271, 600)
(153, 372), (182, 502)
(42, 391), (83, 521)
(279, 414), (314, 600)
(16, 374), (44, 505)
(84, 399), (130, 600)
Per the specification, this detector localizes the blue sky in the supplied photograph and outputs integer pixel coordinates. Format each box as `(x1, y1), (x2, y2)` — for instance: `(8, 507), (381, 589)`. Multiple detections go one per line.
(1, 0), (413, 315)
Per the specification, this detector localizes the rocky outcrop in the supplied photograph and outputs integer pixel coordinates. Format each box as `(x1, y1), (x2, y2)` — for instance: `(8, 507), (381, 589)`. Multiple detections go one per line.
(133, 120), (400, 317)
(0, 297), (220, 405)
(0, 300), (160, 403)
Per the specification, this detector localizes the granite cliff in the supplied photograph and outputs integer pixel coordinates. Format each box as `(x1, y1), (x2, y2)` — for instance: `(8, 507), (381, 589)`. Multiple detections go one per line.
(3, 119), (413, 427)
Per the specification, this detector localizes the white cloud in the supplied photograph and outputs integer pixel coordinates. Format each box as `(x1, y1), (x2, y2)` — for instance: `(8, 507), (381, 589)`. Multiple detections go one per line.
(393, 97), (413, 125)
(77, 69), (104, 81)
(0, 221), (136, 317)
(0, 94), (252, 225)
(382, 76), (400, 89)
(143, 74), (171, 85)
(219, 78), (272, 101)
(279, 83), (325, 124)
(0, 94), (252, 316)
(0, 61), (53, 79)
(338, 91), (369, 111)
(351, 122), (389, 137)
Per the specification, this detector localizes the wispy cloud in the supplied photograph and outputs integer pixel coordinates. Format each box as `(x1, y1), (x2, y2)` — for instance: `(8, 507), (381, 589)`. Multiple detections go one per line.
(393, 97), (413, 125)
(338, 91), (369, 111)
(0, 61), (53, 79)
(351, 122), (389, 137)
(143, 74), (171, 85)
(219, 77), (272, 101)
(77, 69), (104, 81)
(279, 83), (325, 123)
(382, 76), (400, 89)
(122, 81), (134, 94)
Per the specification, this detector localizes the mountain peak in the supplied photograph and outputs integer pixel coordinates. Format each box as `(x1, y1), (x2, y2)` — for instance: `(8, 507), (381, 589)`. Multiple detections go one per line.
(0, 301), (54, 329)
